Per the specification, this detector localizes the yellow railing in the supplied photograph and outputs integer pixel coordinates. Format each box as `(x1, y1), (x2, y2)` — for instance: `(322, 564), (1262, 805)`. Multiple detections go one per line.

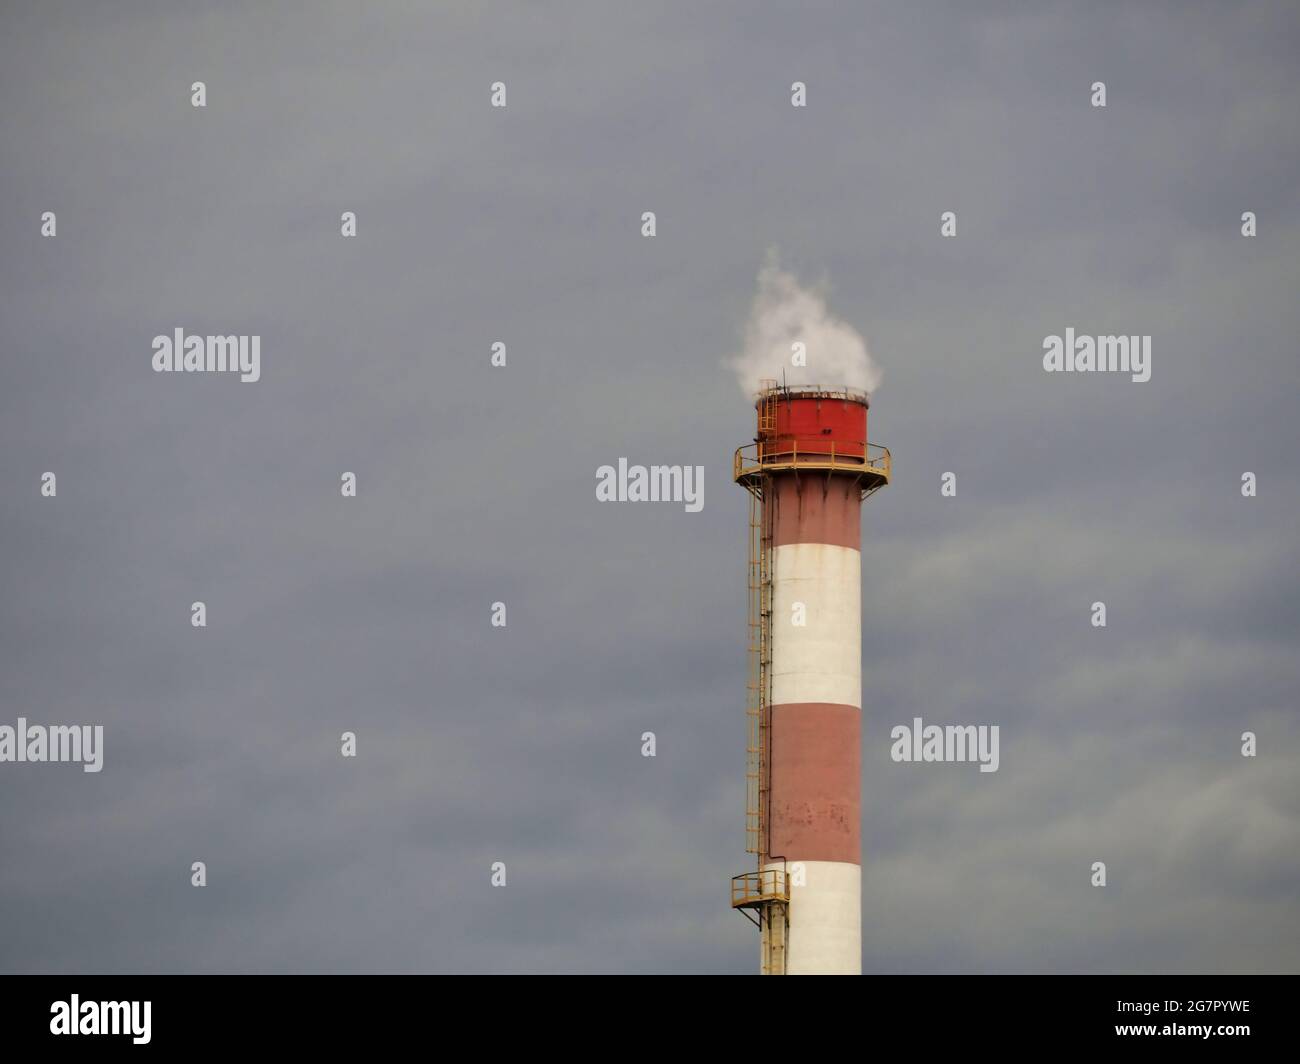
(734, 440), (892, 484)
(731, 868), (790, 908)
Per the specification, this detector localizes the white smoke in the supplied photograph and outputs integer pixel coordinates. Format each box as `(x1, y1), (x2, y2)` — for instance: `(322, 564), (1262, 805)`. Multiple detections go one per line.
(728, 251), (882, 397)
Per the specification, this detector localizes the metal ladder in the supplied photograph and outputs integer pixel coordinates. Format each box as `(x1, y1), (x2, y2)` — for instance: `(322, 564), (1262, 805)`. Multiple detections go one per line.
(749, 379), (788, 974)
(744, 485), (771, 858)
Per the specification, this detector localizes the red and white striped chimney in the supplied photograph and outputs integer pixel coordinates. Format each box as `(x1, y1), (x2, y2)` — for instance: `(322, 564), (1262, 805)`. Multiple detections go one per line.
(733, 383), (888, 975)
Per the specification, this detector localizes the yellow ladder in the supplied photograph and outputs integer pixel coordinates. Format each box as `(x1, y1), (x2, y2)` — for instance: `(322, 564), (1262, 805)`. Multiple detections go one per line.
(741, 379), (786, 974)
(756, 378), (779, 441)
(745, 483), (773, 857)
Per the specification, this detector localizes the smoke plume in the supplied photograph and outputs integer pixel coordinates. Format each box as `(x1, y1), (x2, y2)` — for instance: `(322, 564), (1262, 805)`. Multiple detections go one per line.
(729, 251), (882, 397)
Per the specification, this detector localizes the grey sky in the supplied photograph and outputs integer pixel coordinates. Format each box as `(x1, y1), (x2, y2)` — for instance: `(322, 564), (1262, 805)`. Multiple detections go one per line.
(1, 0), (1297, 973)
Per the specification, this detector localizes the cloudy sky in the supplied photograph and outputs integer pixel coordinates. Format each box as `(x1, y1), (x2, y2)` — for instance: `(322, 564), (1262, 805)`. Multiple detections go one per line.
(1, 1), (1297, 973)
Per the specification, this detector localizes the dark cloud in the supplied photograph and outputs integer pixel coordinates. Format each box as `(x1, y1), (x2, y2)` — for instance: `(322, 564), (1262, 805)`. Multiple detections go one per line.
(0, 0), (1296, 973)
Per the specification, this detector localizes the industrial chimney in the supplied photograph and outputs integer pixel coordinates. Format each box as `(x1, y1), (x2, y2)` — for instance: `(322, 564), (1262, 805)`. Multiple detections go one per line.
(731, 380), (890, 975)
